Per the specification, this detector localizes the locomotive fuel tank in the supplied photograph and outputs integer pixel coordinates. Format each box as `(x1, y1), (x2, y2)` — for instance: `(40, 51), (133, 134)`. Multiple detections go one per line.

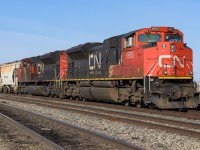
(80, 81), (118, 101)
(80, 87), (118, 102)
(26, 86), (50, 96)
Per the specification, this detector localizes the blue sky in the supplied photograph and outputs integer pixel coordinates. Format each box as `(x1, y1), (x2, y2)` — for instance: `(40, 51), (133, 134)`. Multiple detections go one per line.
(0, 0), (200, 80)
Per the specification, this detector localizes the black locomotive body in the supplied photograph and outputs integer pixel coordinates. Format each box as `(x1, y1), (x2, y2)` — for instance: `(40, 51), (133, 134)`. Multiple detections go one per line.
(18, 51), (63, 96)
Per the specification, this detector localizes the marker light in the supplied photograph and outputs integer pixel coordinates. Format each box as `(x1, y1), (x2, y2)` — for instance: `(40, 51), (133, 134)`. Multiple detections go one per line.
(170, 44), (175, 53)
(162, 44), (166, 48)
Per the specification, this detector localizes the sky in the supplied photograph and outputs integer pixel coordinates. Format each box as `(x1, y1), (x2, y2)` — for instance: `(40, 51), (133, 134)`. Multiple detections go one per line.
(0, 0), (200, 80)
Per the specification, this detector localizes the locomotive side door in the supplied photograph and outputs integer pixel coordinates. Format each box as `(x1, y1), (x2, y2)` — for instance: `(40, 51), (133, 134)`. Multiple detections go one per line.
(121, 35), (140, 77)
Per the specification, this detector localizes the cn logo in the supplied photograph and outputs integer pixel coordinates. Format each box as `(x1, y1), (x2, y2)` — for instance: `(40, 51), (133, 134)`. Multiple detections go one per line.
(158, 55), (185, 68)
(89, 52), (101, 70)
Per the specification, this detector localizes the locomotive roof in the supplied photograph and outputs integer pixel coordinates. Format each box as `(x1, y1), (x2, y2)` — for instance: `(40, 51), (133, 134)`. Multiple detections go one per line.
(67, 42), (102, 54)
(66, 42), (102, 60)
(102, 29), (141, 44)
(39, 50), (62, 64)
(0, 60), (20, 66)
(122, 29), (140, 37)
(66, 29), (140, 55)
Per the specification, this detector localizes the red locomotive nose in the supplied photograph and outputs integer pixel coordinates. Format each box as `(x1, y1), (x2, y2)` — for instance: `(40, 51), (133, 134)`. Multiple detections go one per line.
(155, 42), (192, 78)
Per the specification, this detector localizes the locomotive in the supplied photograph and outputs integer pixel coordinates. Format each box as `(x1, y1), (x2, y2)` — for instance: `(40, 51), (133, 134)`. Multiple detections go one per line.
(0, 26), (199, 109)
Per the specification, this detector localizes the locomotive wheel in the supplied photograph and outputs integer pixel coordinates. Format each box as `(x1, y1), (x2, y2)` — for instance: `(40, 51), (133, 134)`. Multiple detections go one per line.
(124, 101), (130, 106)
(3, 87), (8, 93)
(58, 91), (64, 99)
(136, 101), (142, 108)
(149, 103), (156, 109)
(136, 103), (141, 108)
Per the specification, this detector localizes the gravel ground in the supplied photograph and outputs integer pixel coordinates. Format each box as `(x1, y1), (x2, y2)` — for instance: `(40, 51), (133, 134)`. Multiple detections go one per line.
(53, 100), (200, 125)
(0, 139), (10, 150)
(1, 99), (200, 150)
(0, 113), (48, 150)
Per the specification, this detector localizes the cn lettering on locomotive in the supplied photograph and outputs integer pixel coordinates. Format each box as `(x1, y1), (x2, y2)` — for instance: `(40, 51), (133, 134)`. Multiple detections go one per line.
(158, 55), (185, 68)
(89, 51), (101, 71)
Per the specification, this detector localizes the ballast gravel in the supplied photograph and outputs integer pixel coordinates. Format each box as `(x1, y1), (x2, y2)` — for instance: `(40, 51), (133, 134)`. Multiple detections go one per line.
(1, 99), (200, 150)
(0, 139), (10, 150)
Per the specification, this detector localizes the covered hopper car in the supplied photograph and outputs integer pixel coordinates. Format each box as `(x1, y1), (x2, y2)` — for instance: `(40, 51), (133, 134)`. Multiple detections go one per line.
(0, 61), (20, 93)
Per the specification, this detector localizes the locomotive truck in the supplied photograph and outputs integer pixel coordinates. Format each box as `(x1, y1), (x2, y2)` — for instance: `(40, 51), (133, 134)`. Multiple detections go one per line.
(0, 26), (199, 109)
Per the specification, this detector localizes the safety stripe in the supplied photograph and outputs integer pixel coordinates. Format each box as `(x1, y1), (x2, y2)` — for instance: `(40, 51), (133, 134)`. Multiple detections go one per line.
(18, 76), (192, 83)
(158, 76), (192, 79)
(62, 77), (143, 81)
(18, 80), (57, 83)
(18, 77), (144, 83)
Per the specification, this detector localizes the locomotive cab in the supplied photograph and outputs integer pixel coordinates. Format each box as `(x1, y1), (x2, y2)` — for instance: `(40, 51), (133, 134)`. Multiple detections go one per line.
(133, 26), (199, 109)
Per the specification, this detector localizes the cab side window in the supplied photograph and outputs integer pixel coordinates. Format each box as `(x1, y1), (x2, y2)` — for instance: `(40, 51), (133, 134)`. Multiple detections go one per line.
(124, 36), (134, 48)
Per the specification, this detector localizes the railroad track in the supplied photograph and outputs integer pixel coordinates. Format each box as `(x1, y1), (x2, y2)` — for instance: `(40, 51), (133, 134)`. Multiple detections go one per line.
(2, 93), (200, 120)
(0, 112), (64, 150)
(0, 94), (200, 140)
(0, 102), (142, 150)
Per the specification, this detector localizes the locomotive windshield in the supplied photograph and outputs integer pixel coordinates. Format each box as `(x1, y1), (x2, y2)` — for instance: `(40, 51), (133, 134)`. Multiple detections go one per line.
(165, 34), (182, 42)
(138, 34), (161, 42)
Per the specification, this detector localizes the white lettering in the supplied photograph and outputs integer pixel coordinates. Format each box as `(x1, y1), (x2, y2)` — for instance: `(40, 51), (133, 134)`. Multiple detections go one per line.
(159, 55), (185, 68)
(89, 53), (94, 70)
(173, 55), (185, 68)
(94, 52), (101, 69)
(89, 52), (101, 70)
(158, 55), (171, 68)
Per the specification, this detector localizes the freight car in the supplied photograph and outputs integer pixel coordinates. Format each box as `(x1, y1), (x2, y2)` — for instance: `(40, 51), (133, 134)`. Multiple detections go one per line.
(1, 26), (199, 109)
(0, 61), (20, 93)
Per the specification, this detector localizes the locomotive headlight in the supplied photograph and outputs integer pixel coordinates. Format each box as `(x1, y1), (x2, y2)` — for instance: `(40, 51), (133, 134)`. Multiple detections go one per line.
(190, 71), (193, 75)
(163, 70), (167, 75)
(170, 44), (175, 53)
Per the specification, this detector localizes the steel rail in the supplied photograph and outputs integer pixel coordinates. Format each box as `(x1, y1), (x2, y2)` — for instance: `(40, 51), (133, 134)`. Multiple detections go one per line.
(2, 93), (200, 120)
(0, 112), (64, 150)
(0, 103), (143, 150)
(2, 95), (200, 131)
(1, 95), (200, 140)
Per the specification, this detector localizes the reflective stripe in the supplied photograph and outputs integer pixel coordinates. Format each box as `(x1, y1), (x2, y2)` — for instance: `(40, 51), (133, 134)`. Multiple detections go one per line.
(159, 76), (192, 79)
(62, 77), (143, 81)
